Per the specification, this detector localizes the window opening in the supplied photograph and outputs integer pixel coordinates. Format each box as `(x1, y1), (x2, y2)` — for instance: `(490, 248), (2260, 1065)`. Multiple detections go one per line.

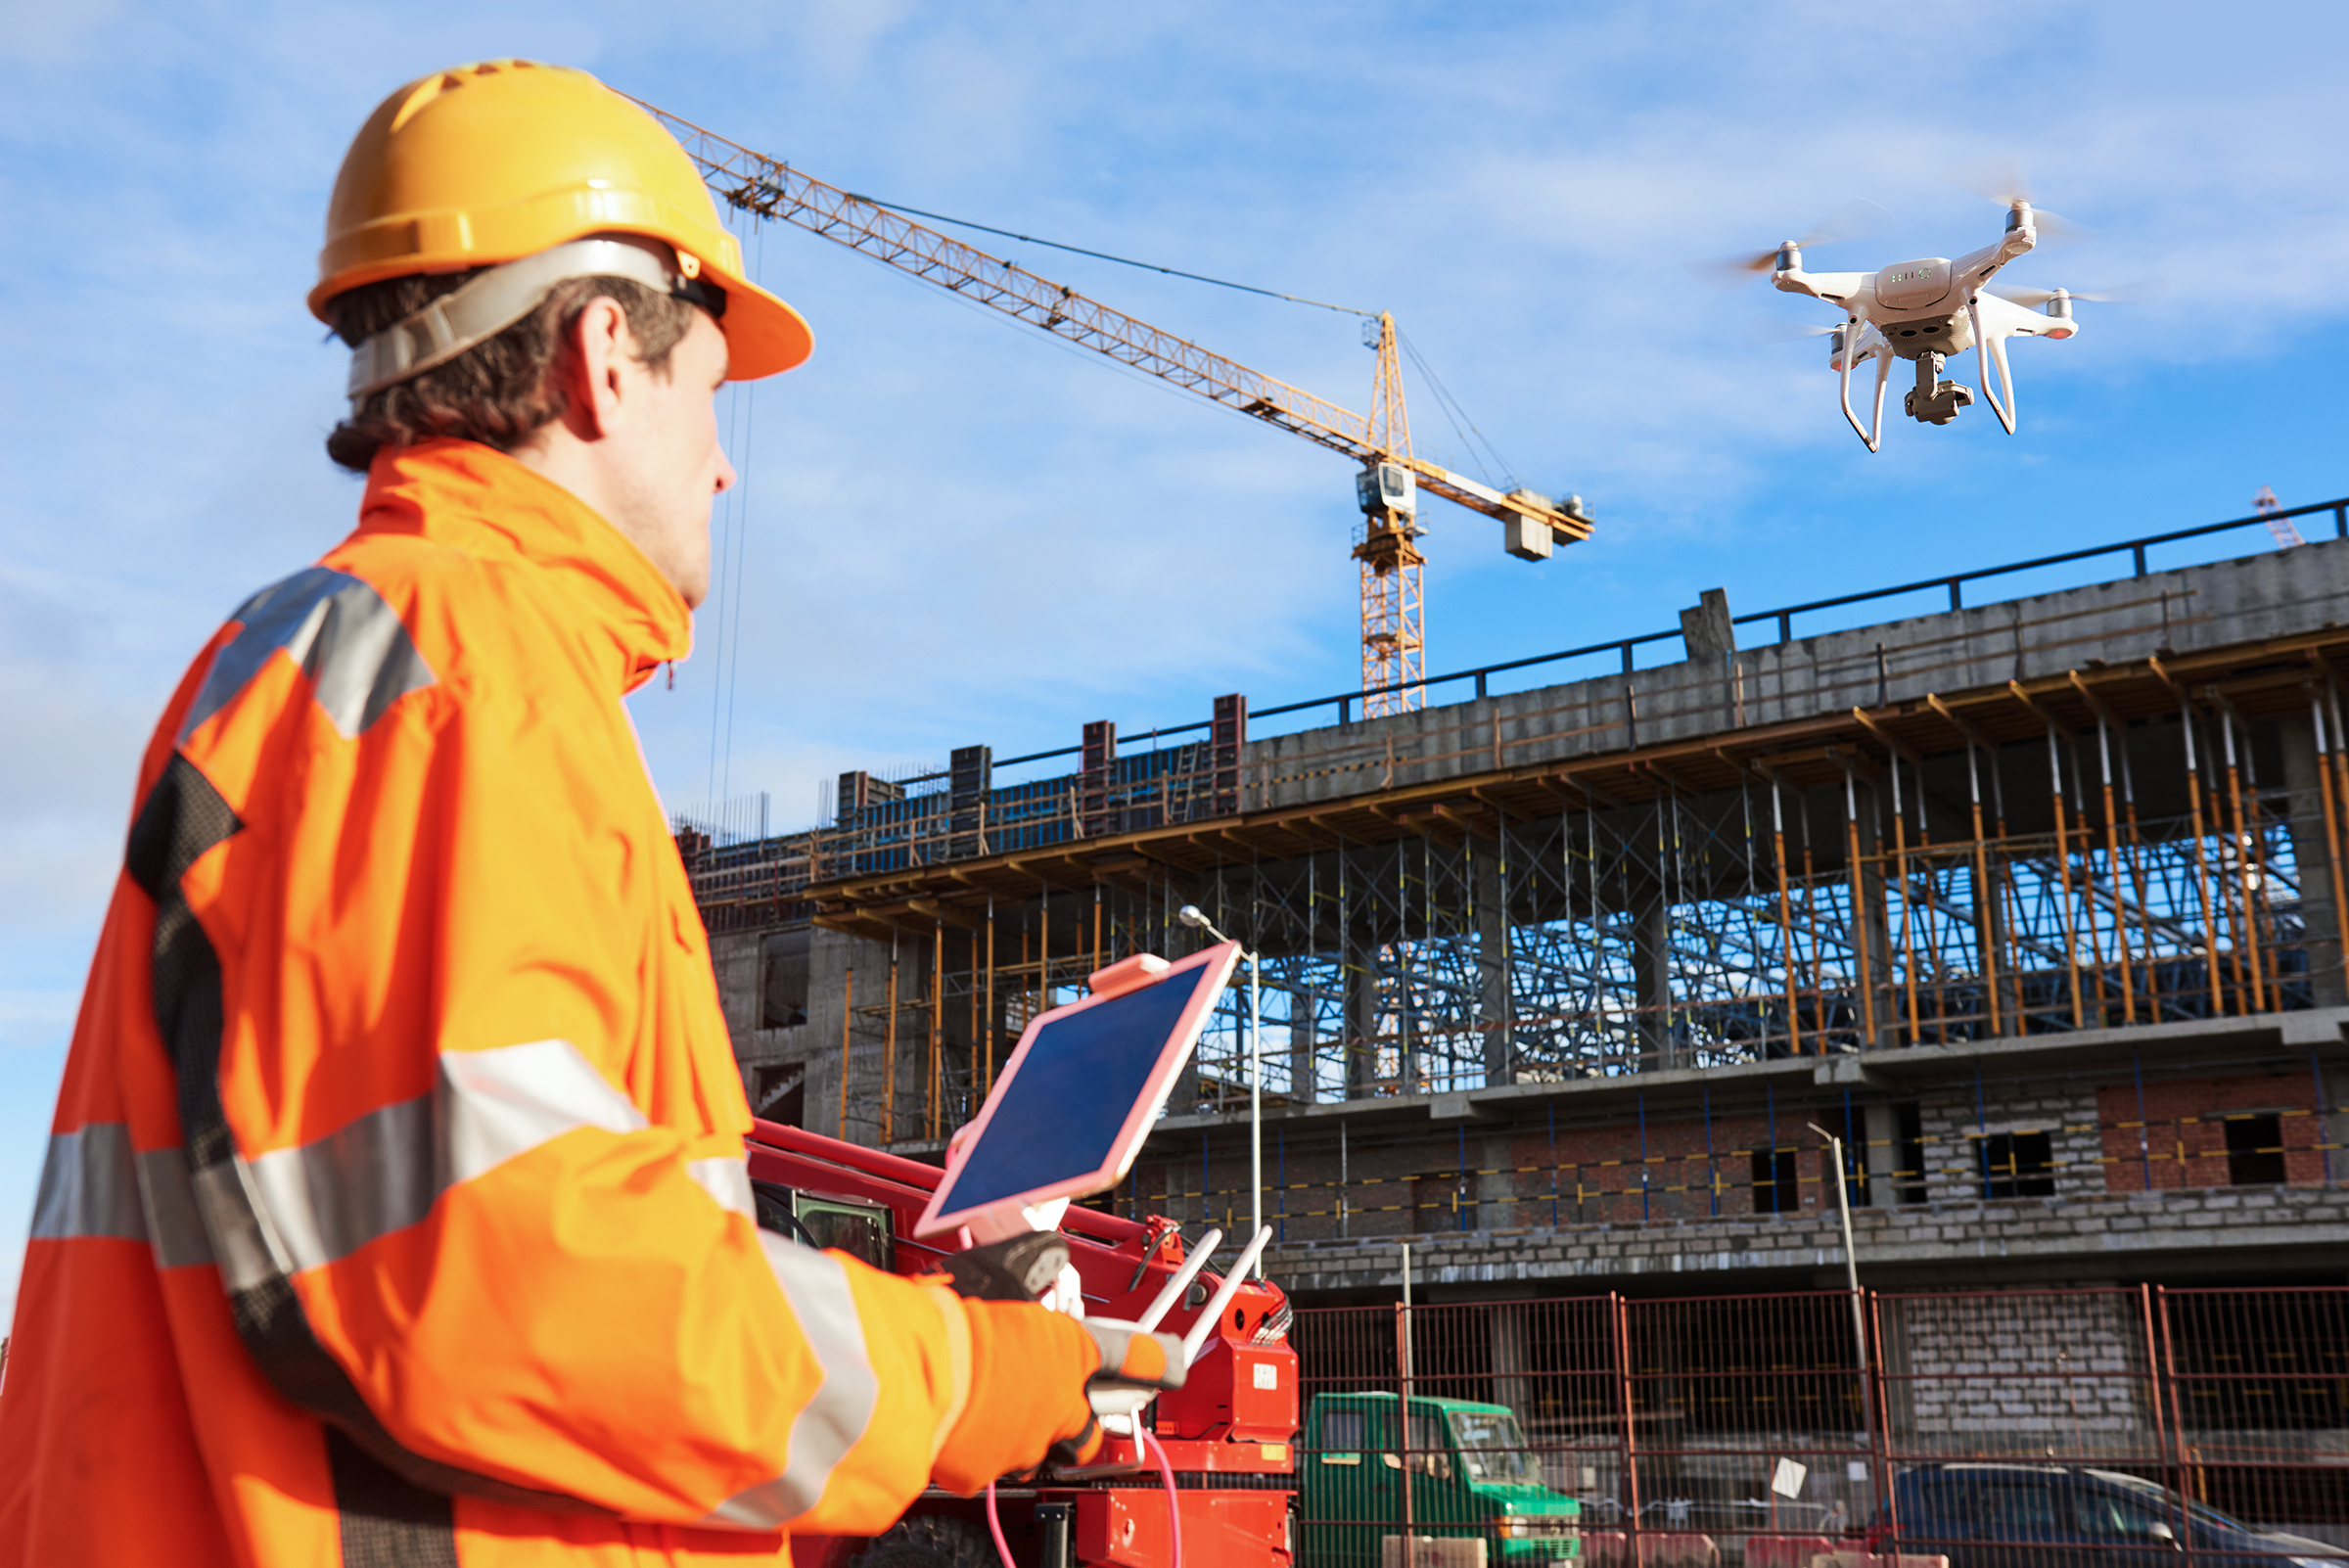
(1895, 1101), (1927, 1204)
(2222, 1112), (2286, 1185)
(1979, 1130), (2054, 1199)
(1751, 1145), (1799, 1213)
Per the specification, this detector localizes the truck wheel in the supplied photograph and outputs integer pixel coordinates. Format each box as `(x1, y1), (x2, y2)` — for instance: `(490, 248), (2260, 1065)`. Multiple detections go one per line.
(849, 1514), (995, 1568)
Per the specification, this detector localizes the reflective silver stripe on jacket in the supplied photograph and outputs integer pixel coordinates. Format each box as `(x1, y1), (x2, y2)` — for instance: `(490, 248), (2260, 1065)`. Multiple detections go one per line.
(191, 1038), (754, 1289)
(31, 1126), (215, 1268)
(137, 1146), (215, 1268)
(688, 1156), (755, 1218)
(180, 566), (435, 742)
(31, 1124), (146, 1243)
(698, 1234), (880, 1530)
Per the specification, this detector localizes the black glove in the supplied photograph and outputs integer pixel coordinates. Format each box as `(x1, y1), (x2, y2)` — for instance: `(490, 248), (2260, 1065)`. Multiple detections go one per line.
(938, 1232), (1071, 1302)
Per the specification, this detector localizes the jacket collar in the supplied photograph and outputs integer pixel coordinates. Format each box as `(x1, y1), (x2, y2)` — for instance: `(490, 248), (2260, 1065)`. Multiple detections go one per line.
(355, 439), (693, 693)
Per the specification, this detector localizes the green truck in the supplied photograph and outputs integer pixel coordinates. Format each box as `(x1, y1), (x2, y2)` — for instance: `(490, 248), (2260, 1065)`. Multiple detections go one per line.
(1301, 1392), (1582, 1567)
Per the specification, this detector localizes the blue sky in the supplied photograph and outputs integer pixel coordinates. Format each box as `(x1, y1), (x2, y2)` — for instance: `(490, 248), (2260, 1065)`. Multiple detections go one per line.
(4, 0), (2346, 1314)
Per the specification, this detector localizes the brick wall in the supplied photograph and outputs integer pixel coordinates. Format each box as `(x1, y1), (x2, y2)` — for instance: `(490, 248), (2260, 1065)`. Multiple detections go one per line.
(2096, 1070), (2329, 1192)
(1509, 1112), (1835, 1224)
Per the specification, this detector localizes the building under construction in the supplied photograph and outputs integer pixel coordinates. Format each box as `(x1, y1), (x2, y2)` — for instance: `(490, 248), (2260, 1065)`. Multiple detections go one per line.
(680, 498), (2349, 1308)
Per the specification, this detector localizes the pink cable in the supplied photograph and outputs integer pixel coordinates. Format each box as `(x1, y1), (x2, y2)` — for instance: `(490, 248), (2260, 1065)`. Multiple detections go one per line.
(985, 1479), (1016, 1568)
(1137, 1426), (1183, 1568)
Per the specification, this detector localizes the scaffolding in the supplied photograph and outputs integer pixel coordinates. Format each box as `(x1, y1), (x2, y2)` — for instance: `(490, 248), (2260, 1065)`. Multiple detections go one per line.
(787, 638), (2349, 1148)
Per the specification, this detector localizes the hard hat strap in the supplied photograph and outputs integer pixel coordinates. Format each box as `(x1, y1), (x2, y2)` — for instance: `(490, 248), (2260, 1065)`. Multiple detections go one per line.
(345, 235), (721, 403)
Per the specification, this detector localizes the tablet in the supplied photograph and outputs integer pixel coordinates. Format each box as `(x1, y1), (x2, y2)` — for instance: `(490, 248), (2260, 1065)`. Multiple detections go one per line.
(914, 941), (1240, 1239)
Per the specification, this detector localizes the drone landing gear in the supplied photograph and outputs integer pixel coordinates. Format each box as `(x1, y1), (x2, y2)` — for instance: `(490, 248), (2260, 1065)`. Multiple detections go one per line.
(1838, 337), (1892, 452)
(1904, 351), (1974, 426)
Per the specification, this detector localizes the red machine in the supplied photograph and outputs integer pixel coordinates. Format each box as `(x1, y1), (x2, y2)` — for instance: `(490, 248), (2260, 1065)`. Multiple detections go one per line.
(750, 1120), (1299, 1568)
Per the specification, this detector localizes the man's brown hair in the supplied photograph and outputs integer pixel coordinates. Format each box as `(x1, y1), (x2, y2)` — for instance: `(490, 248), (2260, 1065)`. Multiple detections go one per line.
(324, 270), (698, 474)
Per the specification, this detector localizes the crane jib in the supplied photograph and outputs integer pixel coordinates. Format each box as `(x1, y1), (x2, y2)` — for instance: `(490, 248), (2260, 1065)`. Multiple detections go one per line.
(622, 93), (1589, 721)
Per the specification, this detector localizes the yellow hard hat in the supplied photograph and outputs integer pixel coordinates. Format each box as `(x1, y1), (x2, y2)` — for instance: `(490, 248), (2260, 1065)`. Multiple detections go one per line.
(313, 60), (810, 382)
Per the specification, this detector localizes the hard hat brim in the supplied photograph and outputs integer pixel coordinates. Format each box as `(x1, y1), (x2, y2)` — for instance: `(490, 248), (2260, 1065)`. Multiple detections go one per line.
(705, 261), (811, 381)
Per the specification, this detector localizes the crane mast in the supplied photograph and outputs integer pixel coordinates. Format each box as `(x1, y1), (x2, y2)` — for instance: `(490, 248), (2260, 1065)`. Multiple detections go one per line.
(631, 98), (1591, 714)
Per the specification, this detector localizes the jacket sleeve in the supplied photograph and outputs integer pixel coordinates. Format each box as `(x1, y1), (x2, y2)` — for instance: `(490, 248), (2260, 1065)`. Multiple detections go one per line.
(161, 559), (1029, 1534)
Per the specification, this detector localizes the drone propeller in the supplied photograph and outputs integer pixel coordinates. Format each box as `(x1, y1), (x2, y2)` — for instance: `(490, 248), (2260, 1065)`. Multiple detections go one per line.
(1943, 157), (2093, 248)
(1692, 198), (1894, 289)
(1743, 318), (1842, 345)
(1989, 280), (2164, 307)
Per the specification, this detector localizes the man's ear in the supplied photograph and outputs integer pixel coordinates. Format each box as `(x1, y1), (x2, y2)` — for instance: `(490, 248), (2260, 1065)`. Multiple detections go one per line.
(565, 296), (634, 441)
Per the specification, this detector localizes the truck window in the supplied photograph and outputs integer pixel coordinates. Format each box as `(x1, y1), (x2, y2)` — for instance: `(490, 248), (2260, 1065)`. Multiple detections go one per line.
(1448, 1409), (1540, 1487)
(1322, 1410), (1366, 1452)
(1405, 1413), (1452, 1481)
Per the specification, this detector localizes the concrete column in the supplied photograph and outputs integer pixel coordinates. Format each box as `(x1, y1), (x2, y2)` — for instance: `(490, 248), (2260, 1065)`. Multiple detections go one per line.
(1633, 896), (1676, 1069)
(1348, 942), (1383, 1094)
(2280, 711), (2347, 1008)
(1864, 1100), (1903, 1208)
(1289, 988), (1318, 1105)
(1491, 1303), (1531, 1418)
(1476, 1132), (1517, 1231)
(1476, 845), (1513, 1086)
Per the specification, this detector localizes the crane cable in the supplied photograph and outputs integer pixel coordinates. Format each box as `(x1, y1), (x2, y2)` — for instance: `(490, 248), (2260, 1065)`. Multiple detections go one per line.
(846, 193), (1374, 319)
(850, 197), (1526, 494)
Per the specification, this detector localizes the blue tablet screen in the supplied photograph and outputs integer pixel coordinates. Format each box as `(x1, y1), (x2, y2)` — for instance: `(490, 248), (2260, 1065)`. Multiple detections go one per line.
(933, 967), (1214, 1216)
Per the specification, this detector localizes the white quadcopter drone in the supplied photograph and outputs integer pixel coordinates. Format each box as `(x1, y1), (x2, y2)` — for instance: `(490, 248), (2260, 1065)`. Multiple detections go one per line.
(1726, 190), (2124, 451)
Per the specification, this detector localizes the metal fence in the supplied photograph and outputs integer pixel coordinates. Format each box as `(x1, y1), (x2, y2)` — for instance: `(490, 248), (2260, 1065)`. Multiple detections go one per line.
(1289, 1286), (2349, 1568)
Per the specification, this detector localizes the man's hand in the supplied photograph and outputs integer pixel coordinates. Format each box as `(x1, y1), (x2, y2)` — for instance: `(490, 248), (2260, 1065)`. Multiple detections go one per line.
(930, 1298), (1103, 1494)
(925, 1240), (1188, 1492)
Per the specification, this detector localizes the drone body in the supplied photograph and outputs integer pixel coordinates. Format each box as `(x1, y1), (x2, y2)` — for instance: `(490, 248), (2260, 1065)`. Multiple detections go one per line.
(1769, 202), (2085, 450)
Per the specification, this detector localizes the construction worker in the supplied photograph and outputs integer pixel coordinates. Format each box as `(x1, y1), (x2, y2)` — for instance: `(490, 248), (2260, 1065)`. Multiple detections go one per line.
(0, 60), (1174, 1564)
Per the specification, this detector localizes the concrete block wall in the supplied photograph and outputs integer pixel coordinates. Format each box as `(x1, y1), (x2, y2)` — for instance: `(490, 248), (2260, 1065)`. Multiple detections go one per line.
(717, 923), (899, 1144)
(1915, 1083), (2104, 1205)
(1258, 1181), (2349, 1299)
(1880, 1289), (2153, 1447)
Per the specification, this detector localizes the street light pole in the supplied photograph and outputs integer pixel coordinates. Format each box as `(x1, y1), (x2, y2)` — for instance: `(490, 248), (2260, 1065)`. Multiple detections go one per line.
(1811, 1121), (1878, 1523)
(1180, 905), (1263, 1276)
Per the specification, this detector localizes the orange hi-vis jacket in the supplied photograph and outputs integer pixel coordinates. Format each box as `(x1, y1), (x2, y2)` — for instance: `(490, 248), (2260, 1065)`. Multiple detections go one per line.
(0, 440), (1014, 1565)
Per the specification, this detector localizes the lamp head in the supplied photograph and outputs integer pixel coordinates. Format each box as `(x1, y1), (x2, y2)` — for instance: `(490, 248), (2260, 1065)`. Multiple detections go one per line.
(1176, 904), (1210, 930)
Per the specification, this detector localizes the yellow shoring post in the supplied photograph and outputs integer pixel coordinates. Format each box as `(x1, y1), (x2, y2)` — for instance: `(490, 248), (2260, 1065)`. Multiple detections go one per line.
(1841, 761), (1879, 1046)
(2174, 689), (2228, 1016)
(1765, 768), (1803, 1057)
(2046, 723), (2087, 1029)
(2070, 673), (2138, 1025)
(984, 896), (997, 1093)
(929, 920), (944, 1140)
(1854, 711), (1923, 1044)
(1928, 695), (2003, 1036)
(883, 934), (899, 1144)
(2312, 681), (2349, 1004)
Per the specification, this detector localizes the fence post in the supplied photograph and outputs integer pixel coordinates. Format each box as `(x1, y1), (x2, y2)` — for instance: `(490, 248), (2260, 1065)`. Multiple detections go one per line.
(1612, 1292), (1641, 1568)
(1398, 1244), (1414, 1564)
(2151, 1286), (2199, 1568)
(1865, 1291), (1895, 1536)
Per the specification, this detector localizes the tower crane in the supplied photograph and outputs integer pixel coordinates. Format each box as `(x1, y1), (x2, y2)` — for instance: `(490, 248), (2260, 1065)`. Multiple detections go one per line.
(632, 100), (1594, 715)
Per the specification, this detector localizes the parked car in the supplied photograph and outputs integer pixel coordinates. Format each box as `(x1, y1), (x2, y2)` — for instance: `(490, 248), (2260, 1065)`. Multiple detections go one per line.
(1302, 1392), (1583, 1566)
(1886, 1463), (2343, 1568)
